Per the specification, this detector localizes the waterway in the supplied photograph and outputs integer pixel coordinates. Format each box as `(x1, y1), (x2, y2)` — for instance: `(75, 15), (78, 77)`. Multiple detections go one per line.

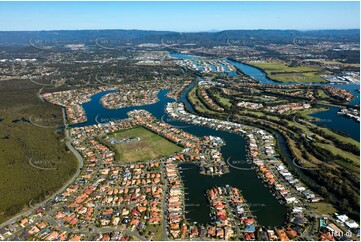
(309, 107), (360, 141)
(71, 52), (358, 227)
(170, 52), (360, 141)
(230, 60), (360, 141)
(74, 88), (288, 227)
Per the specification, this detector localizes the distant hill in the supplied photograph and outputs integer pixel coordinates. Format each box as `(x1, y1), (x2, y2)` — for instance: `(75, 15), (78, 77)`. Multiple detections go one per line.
(0, 29), (359, 46)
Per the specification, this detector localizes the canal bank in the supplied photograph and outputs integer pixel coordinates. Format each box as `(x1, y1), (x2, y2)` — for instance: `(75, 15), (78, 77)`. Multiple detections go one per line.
(226, 59), (360, 142)
(74, 88), (288, 227)
(170, 52), (360, 141)
(309, 106), (360, 141)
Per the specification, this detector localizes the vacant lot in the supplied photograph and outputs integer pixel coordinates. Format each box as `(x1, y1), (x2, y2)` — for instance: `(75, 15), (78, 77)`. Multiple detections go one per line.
(249, 62), (327, 83)
(104, 127), (182, 163)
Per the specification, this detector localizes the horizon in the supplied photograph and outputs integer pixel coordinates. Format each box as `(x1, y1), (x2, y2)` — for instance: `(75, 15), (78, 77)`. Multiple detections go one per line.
(0, 28), (360, 33)
(0, 1), (359, 31)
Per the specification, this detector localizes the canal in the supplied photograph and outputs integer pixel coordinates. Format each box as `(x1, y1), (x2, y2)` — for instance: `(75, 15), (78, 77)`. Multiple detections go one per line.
(74, 88), (288, 227)
(72, 52), (358, 228)
(171, 52), (360, 141)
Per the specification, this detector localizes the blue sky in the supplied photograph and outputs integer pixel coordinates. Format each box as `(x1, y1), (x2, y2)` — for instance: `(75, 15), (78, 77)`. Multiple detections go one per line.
(0, 1), (359, 31)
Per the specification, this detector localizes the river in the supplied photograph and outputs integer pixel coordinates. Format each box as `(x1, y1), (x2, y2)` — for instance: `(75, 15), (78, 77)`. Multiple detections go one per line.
(71, 52), (358, 227)
(170, 52), (360, 141)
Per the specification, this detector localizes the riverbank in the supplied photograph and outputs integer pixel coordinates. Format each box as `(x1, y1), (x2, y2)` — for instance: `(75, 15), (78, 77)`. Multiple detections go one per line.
(246, 61), (327, 83)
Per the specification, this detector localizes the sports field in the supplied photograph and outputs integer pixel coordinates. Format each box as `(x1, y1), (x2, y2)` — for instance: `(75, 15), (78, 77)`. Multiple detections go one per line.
(104, 126), (182, 163)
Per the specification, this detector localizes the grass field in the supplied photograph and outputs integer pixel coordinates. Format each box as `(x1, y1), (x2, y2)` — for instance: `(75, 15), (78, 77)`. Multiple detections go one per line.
(213, 92), (231, 108)
(290, 108), (329, 118)
(310, 202), (337, 215)
(309, 60), (360, 68)
(314, 142), (360, 173)
(317, 90), (329, 98)
(104, 127), (182, 163)
(249, 62), (327, 83)
(315, 125), (360, 148)
(187, 86), (216, 114)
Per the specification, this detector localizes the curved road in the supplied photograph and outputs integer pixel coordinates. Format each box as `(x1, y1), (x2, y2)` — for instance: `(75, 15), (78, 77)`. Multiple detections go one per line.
(0, 108), (83, 229)
(0, 103), (147, 241)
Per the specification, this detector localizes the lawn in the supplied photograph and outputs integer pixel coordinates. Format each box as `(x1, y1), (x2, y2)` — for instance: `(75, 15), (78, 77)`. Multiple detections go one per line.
(142, 224), (163, 240)
(249, 61), (327, 83)
(313, 125), (360, 148)
(104, 127), (182, 163)
(312, 60), (360, 68)
(288, 108), (329, 121)
(213, 92), (231, 108)
(314, 142), (360, 173)
(317, 90), (329, 98)
(187, 86), (216, 114)
(310, 202), (337, 216)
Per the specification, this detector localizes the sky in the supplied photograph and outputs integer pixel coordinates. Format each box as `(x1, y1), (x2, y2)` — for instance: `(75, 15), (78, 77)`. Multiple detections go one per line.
(0, 1), (359, 32)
